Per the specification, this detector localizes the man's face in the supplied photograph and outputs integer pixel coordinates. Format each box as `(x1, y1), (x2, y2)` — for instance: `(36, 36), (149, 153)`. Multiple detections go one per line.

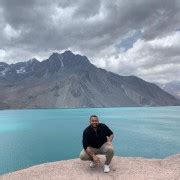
(90, 117), (99, 128)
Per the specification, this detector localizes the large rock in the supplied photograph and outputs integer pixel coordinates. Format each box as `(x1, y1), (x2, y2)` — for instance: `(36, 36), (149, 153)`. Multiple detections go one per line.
(0, 154), (180, 180)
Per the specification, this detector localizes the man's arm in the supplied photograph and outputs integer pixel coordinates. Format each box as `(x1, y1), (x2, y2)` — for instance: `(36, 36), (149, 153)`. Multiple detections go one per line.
(107, 134), (114, 143)
(86, 147), (95, 157)
(86, 147), (100, 163)
(82, 131), (89, 150)
(104, 124), (114, 143)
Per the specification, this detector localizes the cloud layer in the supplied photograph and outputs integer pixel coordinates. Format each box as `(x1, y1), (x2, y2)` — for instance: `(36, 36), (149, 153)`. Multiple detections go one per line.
(0, 0), (180, 83)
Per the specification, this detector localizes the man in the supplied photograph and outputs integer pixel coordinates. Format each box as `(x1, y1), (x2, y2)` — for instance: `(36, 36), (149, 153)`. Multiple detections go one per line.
(79, 115), (114, 173)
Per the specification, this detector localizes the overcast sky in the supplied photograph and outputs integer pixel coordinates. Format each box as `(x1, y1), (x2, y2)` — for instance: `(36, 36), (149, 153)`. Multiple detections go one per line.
(0, 0), (180, 83)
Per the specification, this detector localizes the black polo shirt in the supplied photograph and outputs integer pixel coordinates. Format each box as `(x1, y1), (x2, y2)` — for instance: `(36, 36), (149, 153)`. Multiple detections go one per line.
(82, 123), (113, 150)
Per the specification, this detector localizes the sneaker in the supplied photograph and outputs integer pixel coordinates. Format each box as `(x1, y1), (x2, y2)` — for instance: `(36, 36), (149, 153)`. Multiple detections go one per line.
(104, 164), (110, 173)
(89, 161), (96, 168)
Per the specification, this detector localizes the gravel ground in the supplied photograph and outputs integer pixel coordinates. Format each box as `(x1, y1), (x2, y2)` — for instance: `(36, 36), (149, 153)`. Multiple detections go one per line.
(0, 154), (180, 180)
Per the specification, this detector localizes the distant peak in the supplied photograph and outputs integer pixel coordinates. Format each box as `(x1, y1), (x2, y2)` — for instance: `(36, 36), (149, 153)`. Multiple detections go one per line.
(63, 50), (73, 54)
(52, 52), (59, 55)
(26, 58), (39, 64)
(50, 52), (59, 56)
(49, 50), (76, 60)
(47, 50), (90, 67)
(61, 50), (75, 58)
(48, 52), (60, 60)
(31, 58), (38, 62)
(0, 62), (9, 66)
(49, 50), (74, 58)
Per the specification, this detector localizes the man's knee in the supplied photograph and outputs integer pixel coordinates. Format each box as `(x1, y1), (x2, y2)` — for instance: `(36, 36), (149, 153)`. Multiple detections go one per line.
(79, 153), (84, 160)
(79, 150), (90, 161)
(106, 146), (114, 155)
(79, 150), (85, 160)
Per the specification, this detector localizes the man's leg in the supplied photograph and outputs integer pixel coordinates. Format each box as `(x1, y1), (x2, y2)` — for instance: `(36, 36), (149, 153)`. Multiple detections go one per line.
(79, 149), (92, 161)
(79, 147), (100, 161)
(100, 143), (114, 165)
(79, 148), (101, 168)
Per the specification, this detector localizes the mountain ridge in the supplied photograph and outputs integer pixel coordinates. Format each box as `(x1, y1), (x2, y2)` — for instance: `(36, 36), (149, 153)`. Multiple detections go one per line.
(155, 81), (180, 100)
(0, 50), (180, 109)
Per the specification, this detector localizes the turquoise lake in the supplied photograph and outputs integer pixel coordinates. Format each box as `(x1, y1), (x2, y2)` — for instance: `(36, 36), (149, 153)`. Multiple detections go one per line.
(0, 106), (180, 175)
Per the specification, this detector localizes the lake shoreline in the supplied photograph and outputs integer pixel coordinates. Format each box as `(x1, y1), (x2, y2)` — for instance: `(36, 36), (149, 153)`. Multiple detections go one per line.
(1, 105), (179, 111)
(0, 154), (180, 180)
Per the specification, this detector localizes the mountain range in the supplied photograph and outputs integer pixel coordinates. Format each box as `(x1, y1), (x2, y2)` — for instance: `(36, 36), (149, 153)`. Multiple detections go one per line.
(155, 81), (180, 100)
(0, 50), (180, 109)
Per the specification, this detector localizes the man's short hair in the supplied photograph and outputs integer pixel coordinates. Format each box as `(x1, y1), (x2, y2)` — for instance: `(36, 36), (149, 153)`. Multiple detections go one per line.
(90, 115), (99, 120)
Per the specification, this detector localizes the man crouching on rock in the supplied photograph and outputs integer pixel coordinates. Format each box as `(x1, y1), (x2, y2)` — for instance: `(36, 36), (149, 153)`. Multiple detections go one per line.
(79, 115), (114, 173)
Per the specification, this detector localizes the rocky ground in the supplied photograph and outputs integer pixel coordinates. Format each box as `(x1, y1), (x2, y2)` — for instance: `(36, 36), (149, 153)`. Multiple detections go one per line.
(0, 154), (180, 180)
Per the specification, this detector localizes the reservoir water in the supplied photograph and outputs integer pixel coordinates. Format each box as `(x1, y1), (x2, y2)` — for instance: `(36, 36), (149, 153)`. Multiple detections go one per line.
(0, 106), (180, 175)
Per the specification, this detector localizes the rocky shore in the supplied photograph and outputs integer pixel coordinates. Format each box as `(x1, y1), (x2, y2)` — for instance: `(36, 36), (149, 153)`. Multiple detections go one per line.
(0, 154), (180, 180)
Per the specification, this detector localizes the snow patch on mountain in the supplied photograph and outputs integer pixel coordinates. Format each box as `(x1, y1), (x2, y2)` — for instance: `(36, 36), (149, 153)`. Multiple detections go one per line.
(16, 67), (26, 74)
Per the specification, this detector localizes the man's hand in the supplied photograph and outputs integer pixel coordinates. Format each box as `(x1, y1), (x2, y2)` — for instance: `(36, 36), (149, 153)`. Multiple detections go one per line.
(106, 136), (111, 142)
(86, 147), (100, 163)
(92, 155), (100, 163)
(106, 134), (114, 145)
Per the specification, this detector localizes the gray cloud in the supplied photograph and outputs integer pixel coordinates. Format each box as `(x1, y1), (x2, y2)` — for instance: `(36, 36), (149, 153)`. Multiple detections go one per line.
(93, 31), (180, 83)
(0, 0), (180, 82)
(73, 0), (101, 18)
